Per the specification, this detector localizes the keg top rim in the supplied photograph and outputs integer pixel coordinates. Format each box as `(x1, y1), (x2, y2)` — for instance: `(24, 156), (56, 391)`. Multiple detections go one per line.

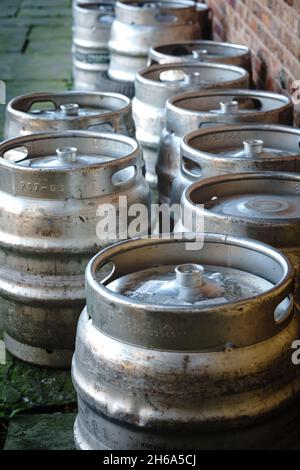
(182, 124), (300, 160)
(137, 61), (249, 85)
(115, 0), (196, 11)
(149, 40), (250, 59)
(6, 91), (131, 121)
(0, 131), (140, 172)
(167, 88), (292, 114)
(89, 234), (292, 310)
(185, 172), (300, 225)
(85, 234), (294, 350)
(74, 1), (115, 11)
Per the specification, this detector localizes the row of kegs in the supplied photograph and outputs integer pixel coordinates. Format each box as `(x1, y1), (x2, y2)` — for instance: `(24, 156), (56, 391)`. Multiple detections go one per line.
(1, 0), (300, 450)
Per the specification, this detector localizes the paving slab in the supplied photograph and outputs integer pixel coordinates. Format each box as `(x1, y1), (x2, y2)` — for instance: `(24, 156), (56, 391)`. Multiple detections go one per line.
(4, 413), (76, 450)
(27, 37), (71, 54)
(0, 6), (19, 18)
(0, 54), (22, 81)
(29, 25), (72, 40)
(22, 0), (71, 6)
(0, 349), (76, 419)
(6, 79), (70, 99)
(19, 8), (72, 18)
(0, 53), (72, 81)
(0, 28), (28, 53)
(0, 17), (72, 27)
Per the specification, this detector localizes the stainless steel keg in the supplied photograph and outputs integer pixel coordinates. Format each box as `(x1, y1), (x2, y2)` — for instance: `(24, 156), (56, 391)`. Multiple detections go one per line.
(72, 234), (300, 450)
(181, 172), (300, 309)
(157, 90), (293, 203)
(149, 40), (251, 72)
(133, 62), (249, 187)
(0, 132), (150, 368)
(171, 124), (300, 205)
(72, 1), (115, 91)
(108, 0), (200, 83)
(4, 91), (135, 140)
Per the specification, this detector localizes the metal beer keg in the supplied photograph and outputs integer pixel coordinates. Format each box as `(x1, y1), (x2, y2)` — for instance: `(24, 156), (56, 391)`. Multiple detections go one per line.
(108, 0), (200, 84)
(0, 131), (150, 368)
(149, 40), (251, 73)
(133, 62), (249, 187)
(72, 1), (115, 91)
(4, 91), (135, 139)
(72, 234), (300, 450)
(157, 90), (293, 203)
(171, 124), (300, 205)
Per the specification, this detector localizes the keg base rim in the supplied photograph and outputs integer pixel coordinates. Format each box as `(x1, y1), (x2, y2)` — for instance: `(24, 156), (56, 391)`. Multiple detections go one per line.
(4, 333), (73, 369)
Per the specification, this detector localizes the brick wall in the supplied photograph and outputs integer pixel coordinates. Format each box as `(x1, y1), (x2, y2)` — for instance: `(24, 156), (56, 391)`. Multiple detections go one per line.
(205, 0), (300, 103)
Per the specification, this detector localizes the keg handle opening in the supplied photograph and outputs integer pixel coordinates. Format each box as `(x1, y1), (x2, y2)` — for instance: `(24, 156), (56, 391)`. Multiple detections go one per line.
(2, 146), (29, 163)
(98, 13), (114, 24)
(59, 103), (79, 117)
(96, 260), (116, 285)
(220, 100), (239, 114)
(87, 121), (115, 133)
(111, 165), (137, 187)
(159, 69), (187, 83)
(182, 156), (202, 179)
(243, 139), (264, 157)
(28, 99), (56, 114)
(274, 295), (294, 324)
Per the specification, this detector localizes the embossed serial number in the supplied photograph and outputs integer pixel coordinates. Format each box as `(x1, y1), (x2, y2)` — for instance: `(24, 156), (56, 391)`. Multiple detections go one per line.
(20, 181), (65, 192)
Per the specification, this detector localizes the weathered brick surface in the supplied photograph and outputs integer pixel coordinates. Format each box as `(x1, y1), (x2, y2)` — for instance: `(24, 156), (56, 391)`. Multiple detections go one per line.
(206, 0), (300, 96)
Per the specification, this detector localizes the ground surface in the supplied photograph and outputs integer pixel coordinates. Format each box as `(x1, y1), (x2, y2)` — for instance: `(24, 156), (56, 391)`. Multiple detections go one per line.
(0, 0), (72, 139)
(0, 0), (75, 450)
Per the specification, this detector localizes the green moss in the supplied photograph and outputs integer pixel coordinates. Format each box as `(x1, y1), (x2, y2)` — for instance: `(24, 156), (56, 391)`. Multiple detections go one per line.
(4, 413), (76, 450)
(0, 351), (76, 419)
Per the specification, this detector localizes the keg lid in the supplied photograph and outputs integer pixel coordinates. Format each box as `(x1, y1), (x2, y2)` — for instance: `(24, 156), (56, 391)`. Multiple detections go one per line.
(76, 1), (115, 14)
(107, 262), (273, 307)
(165, 90), (293, 135)
(0, 132), (141, 199)
(149, 40), (250, 63)
(140, 62), (248, 87)
(6, 91), (131, 122)
(182, 125), (300, 161)
(184, 173), (300, 248)
(86, 234), (294, 350)
(17, 146), (114, 168)
(136, 63), (249, 105)
(216, 139), (295, 159)
(114, 0), (196, 25)
(170, 89), (292, 115)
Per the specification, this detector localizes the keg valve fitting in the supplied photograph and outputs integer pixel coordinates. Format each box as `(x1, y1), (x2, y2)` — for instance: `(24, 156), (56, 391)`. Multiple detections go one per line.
(192, 49), (208, 61)
(60, 103), (79, 116)
(243, 139), (264, 157)
(56, 147), (78, 164)
(220, 100), (239, 114)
